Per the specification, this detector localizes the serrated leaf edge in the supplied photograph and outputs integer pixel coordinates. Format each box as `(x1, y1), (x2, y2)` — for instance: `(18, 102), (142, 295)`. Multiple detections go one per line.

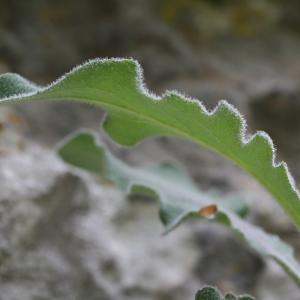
(1, 57), (300, 229)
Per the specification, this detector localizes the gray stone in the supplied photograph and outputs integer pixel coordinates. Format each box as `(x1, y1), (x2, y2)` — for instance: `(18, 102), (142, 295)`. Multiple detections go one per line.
(0, 136), (201, 300)
(0, 124), (268, 299)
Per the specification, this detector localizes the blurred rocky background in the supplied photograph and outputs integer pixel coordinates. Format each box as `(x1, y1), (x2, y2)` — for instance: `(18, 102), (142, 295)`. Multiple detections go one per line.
(1, 0), (300, 299)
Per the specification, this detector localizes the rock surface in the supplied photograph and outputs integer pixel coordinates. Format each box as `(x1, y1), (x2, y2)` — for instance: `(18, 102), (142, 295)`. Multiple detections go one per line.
(0, 133), (199, 300)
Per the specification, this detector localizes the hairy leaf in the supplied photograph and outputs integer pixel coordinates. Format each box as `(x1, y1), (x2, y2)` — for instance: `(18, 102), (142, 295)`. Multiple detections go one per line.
(195, 286), (254, 300)
(0, 58), (300, 231)
(57, 130), (300, 285)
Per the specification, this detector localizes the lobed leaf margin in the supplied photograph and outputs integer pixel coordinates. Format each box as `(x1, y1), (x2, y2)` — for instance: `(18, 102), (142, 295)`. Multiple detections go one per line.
(0, 57), (300, 229)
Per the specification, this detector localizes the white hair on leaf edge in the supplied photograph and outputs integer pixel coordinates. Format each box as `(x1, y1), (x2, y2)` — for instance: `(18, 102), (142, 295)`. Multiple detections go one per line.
(1, 57), (299, 202)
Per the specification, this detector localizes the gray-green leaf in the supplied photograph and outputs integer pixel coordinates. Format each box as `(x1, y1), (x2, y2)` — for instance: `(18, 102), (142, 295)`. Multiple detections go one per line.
(195, 287), (254, 300)
(0, 58), (300, 230)
(57, 130), (300, 285)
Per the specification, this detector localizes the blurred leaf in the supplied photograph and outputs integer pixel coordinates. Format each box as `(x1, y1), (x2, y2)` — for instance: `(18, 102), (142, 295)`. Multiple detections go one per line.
(57, 130), (300, 285)
(195, 286), (254, 300)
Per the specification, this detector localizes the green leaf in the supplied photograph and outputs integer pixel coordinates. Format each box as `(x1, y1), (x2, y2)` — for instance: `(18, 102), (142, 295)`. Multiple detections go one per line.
(195, 287), (222, 300)
(57, 130), (300, 285)
(1, 58), (300, 231)
(195, 287), (254, 300)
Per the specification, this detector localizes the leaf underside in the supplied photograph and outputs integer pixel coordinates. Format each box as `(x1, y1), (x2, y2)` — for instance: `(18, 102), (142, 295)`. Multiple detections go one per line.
(58, 130), (300, 285)
(195, 286), (254, 300)
(0, 58), (299, 232)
